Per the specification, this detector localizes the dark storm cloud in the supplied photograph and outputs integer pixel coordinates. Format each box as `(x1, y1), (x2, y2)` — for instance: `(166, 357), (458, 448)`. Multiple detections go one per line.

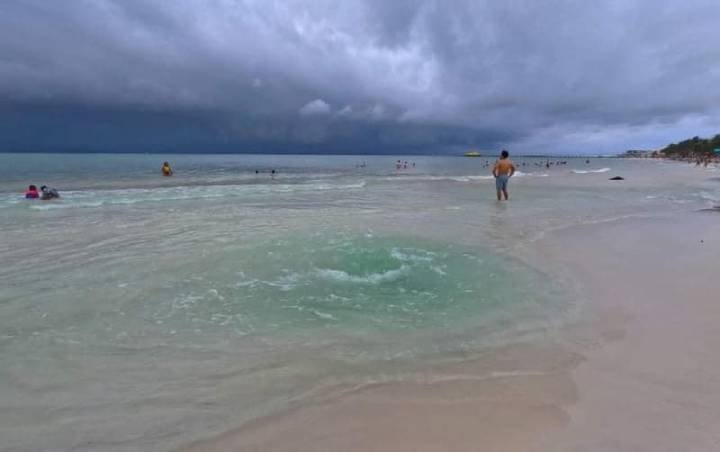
(1, 0), (719, 153)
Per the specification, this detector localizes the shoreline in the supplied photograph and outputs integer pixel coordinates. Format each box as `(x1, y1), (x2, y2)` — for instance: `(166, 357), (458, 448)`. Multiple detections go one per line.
(178, 211), (720, 452)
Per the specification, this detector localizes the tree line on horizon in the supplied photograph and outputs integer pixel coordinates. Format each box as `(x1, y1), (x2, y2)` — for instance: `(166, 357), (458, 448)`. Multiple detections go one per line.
(660, 134), (720, 157)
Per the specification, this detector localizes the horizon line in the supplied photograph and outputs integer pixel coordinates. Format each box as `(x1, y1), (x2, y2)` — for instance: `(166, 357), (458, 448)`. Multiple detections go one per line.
(0, 150), (622, 158)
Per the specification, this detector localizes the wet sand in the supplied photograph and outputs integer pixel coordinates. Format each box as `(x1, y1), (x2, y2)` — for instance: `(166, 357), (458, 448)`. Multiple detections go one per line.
(180, 212), (720, 452)
(540, 214), (720, 451)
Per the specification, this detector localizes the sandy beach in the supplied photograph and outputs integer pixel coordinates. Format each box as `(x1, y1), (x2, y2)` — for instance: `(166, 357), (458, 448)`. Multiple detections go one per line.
(180, 211), (720, 452)
(2, 155), (719, 452)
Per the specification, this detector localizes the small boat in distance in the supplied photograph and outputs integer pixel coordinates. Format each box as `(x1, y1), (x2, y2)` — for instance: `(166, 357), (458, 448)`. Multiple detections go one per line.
(464, 150), (482, 157)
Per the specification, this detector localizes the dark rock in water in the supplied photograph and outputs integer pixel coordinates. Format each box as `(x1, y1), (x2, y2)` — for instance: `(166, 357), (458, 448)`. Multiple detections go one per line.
(609, 176), (624, 180)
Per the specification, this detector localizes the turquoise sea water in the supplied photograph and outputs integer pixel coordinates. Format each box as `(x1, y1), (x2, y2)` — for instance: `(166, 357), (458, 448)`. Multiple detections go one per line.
(1, 154), (718, 451)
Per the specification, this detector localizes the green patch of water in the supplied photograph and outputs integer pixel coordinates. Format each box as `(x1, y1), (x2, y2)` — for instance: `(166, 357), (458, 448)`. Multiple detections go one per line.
(141, 234), (565, 349)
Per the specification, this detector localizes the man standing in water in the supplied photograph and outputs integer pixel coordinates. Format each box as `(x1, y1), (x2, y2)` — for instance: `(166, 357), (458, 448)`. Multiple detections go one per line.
(492, 150), (516, 201)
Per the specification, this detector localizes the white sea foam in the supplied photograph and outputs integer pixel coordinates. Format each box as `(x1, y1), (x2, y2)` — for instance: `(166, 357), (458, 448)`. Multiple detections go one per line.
(572, 167), (611, 174)
(380, 175), (494, 183)
(312, 310), (337, 320)
(390, 248), (435, 263)
(431, 265), (448, 275)
(263, 273), (303, 291)
(462, 175), (497, 181)
(315, 265), (410, 284)
(381, 173), (559, 183)
(17, 180), (369, 210)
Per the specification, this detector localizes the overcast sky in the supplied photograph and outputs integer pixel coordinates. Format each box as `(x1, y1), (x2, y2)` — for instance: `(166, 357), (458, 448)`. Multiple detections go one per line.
(1, 0), (719, 154)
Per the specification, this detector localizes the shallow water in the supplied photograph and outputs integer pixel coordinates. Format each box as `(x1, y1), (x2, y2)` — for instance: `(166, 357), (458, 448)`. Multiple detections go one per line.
(1, 154), (718, 451)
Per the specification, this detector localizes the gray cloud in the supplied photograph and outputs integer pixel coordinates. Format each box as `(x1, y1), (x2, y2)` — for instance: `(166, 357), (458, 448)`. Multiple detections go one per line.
(1, 0), (719, 153)
(299, 99), (331, 116)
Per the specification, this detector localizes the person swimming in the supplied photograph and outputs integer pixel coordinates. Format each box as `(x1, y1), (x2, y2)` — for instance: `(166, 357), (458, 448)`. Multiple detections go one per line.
(161, 161), (173, 176)
(25, 185), (39, 199)
(40, 185), (60, 200)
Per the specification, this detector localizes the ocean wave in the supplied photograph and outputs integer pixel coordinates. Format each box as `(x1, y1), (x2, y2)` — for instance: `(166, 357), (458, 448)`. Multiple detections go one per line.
(20, 180), (367, 210)
(379, 175), (481, 182)
(315, 265), (410, 284)
(571, 167), (611, 174)
(462, 175), (497, 181)
(378, 174), (543, 183)
(0, 199), (22, 209)
(304, 182), (367, 190)
(698, 191), (720, 202)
